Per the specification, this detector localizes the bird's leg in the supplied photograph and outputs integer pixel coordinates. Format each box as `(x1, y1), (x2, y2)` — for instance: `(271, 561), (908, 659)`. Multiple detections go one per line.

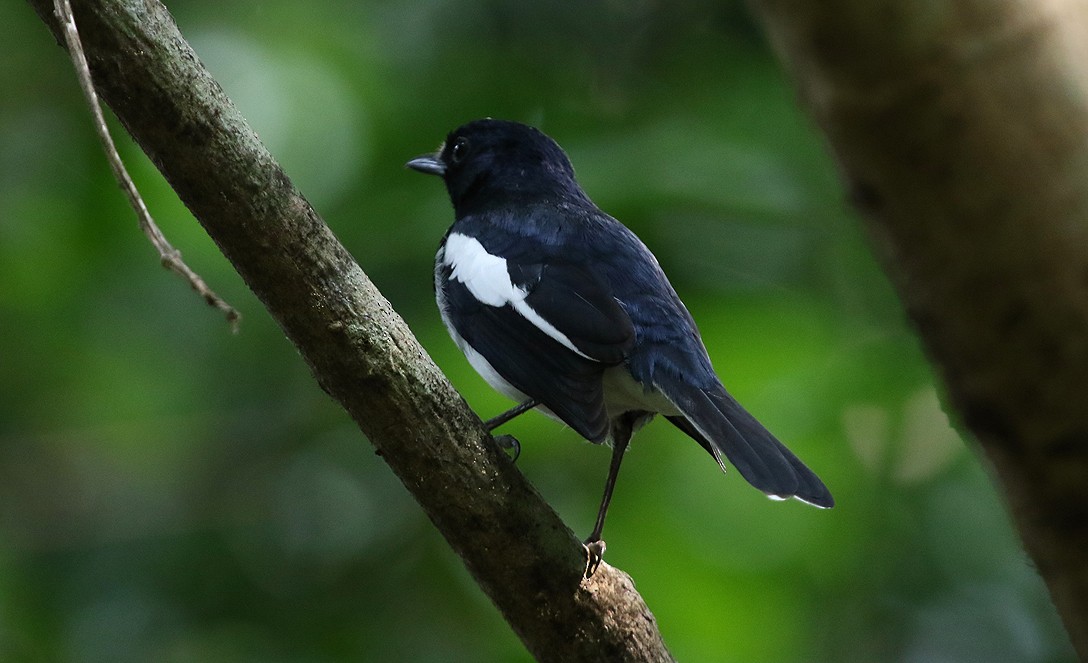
(484, 398), (540, 430)
(584, 413), (635, 578)
(484, 398), (540, 462)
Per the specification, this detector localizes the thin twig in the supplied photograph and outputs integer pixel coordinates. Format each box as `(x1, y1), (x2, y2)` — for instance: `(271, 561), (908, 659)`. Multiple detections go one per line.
(53, 0), (241, 331)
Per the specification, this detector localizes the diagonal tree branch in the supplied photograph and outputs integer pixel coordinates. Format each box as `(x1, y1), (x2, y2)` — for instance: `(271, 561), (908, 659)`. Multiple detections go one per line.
(748, 0), (1088, 657)
(27, 0), (672, 660)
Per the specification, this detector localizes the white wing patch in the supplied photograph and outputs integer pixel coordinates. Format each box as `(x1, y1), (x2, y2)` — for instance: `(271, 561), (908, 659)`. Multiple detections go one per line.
(442, 232), (595, 361)
(444, 232), (517, 307)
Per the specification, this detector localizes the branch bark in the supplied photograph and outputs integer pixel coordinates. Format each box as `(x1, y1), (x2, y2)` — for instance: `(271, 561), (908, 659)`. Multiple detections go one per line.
(27, 1), (673, 660)
(748, 0), (1088, 657)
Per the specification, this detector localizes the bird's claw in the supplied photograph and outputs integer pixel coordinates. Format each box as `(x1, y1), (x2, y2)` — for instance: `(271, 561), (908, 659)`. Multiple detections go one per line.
(493, 434), (521, 462)
(583, 538), (606, 578)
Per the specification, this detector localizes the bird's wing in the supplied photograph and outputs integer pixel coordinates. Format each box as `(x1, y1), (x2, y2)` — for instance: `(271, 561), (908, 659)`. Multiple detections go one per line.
(440, 232), (635, 442)
(506, 260), (635, 364)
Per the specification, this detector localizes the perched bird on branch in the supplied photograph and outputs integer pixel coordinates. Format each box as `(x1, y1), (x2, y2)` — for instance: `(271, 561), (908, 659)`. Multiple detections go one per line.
(408, 119), (832, 575)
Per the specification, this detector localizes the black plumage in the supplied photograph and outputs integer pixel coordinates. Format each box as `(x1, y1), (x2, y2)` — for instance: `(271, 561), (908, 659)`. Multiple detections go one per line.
(408, 119), (832, 573)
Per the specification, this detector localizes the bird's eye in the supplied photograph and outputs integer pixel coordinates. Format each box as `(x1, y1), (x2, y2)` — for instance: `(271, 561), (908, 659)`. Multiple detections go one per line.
(450, 137), (469, 164)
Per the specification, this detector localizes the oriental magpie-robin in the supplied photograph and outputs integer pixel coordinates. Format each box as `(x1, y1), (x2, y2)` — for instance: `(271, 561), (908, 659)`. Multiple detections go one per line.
(408, 119), (832, 574)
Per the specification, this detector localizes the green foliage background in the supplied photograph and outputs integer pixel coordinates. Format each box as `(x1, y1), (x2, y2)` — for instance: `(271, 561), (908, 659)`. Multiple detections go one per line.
(1, 1), (1076, 661)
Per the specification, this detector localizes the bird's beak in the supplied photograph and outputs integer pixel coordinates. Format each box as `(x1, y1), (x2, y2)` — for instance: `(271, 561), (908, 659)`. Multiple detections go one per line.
(405, 153), (446, 176)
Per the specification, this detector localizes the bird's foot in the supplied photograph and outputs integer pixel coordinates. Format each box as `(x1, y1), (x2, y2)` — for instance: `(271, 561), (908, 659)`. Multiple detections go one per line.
(583, 538), (606, 578)
(493, 434), (521, 462)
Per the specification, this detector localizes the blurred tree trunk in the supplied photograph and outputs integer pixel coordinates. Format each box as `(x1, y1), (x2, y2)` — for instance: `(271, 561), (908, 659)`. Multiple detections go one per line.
(27, 1), (674, 661)
(748, 0), (1088, 658)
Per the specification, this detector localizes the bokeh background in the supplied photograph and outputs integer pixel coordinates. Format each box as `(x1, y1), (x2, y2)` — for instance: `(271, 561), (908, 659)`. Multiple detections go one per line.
(2, 1), (1077, 661)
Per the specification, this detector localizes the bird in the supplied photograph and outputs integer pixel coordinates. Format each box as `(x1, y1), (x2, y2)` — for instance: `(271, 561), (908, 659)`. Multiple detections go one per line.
(407, 119), (832, 575)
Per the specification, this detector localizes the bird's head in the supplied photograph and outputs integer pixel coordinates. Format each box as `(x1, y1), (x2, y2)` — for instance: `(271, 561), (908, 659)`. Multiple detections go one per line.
(406, 119), (588, 214)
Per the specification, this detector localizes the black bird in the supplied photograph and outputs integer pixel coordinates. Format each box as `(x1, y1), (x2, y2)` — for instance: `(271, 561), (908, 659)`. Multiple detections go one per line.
(407, 119), (832, 574)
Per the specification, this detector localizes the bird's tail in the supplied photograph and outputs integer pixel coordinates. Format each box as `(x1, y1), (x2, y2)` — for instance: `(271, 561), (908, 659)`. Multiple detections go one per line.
(659, 381), (833, 508)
